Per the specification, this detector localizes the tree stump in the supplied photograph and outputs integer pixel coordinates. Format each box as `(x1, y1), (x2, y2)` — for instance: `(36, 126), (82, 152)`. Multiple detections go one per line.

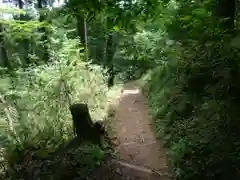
(69, 103), (105, 145)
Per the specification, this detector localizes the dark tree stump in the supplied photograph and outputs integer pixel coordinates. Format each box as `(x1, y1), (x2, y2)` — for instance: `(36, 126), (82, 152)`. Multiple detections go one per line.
(69, 103), (105, 145)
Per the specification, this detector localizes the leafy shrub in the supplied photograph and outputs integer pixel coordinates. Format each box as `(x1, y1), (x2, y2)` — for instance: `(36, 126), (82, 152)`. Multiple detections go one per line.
(140, 3), (240, 177)
(0, 36), (109, 178)
(142, 33), (240, 180)
(114, 29), (175, 81)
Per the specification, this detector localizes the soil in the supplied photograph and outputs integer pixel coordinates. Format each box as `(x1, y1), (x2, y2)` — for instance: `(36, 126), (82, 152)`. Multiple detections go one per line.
(97, 81), (170, 180)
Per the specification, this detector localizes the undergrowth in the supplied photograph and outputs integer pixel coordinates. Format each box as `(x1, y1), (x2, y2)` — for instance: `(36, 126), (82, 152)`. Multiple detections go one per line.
(140, 35), (240, 180)
(0, 37), (114, 179)
(136, 1), (240, 179)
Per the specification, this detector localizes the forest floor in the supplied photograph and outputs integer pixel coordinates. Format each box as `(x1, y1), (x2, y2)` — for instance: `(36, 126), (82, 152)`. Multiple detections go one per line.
(94, 82), (170, 180)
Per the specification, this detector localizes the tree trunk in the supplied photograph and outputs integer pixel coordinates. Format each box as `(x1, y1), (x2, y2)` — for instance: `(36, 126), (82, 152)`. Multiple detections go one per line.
(216, 0), (235, 30)
(18, 0), (23, 8)
(0, 24), (10, 68)
(76, 13), (86, 45)
(69, 103), (105, 145)
(17, 0), (32, 65)
(106, 33), (115, 88)
(37, 0), (49, 62)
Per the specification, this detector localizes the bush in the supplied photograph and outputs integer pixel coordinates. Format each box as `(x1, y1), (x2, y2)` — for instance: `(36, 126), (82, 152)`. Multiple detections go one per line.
(0, 37), (109, 178)
(114, 29), (175, 82)
(140, 28), (240, 180)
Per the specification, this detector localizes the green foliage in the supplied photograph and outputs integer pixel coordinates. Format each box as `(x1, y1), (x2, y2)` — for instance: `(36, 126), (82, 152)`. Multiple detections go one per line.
(114, 29), (176, 81)
(140, 1), (240, 180)
(1, 0), (240, 179)
(0, 32), (109, 178)
(0, 0), (174, 179)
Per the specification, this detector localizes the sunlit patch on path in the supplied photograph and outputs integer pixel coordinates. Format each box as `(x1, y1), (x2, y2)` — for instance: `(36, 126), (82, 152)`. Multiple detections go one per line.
(121, 88), (141, 95)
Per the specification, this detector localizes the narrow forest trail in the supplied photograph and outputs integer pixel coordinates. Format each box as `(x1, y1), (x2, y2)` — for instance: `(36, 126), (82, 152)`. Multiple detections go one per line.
(110, 81), (170, 179)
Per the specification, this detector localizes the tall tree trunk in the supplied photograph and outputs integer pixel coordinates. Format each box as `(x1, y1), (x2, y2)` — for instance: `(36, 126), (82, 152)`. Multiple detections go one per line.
(18, 0), (23, 9)
(18, 0), (31, 65)
(106, 33), (115, 88)
(37, 0), (49, 62)
(0, 24), (10, 68)
(216, 0), (235, 30)
(84, 17), (89, 60)
(76, 13), (86, 45)
(75, 12), (89, 59)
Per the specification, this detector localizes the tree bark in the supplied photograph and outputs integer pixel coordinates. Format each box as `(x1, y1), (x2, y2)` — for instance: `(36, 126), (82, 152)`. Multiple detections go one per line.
(215, 0), (235, 30)
(17, 0), (32, 65)
(106, 33), (115, 88)
(37, 0), (49, 62)
(0, 24), (10, 68)
(69, 103), (105, 145)
(76, 13), (86, 45)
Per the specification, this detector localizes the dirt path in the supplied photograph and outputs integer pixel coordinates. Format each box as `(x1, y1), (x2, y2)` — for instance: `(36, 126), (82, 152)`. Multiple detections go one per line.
(113, 82), (169, 179)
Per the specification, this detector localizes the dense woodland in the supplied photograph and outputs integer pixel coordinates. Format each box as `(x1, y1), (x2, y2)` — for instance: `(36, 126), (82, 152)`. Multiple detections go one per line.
(0, 0), (240, 179)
